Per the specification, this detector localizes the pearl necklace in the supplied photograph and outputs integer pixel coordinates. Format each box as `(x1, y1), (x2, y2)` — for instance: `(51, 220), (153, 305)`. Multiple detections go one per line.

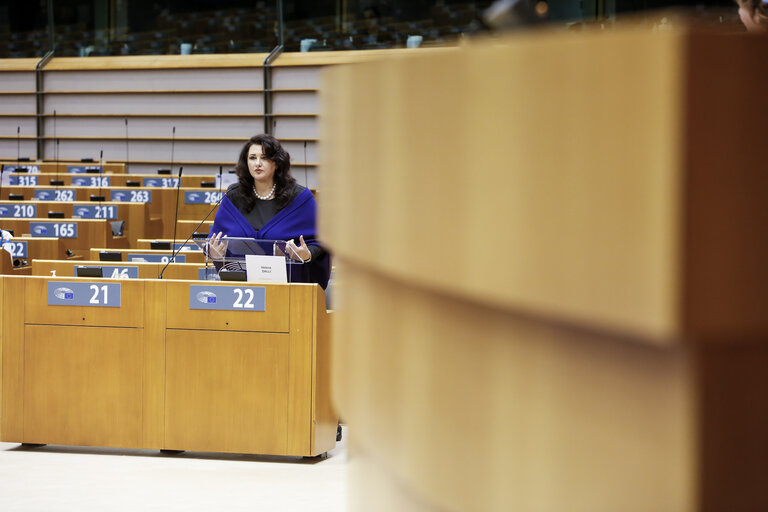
(254, 183), (276, 200)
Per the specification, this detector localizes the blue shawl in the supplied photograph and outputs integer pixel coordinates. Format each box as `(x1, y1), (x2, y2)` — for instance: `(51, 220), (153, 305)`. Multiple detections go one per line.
(209, 187), (330, 288)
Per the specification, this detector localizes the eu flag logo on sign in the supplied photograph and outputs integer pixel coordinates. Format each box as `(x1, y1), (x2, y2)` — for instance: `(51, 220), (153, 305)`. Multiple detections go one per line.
(207, 297), (216, 303)
(65, 292), (74, 299)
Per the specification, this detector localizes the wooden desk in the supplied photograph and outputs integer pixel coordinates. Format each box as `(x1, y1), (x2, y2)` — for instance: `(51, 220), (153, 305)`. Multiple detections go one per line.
(0, 248), (31, 275)
(1, 161), (126, 173)
(88, 248), (206, 264)
(0, 218), (128, 258)
(31, 260), (209, 281)
(0, 236), (68, 262)
(0, 276), (335, 456)
(6, 172), (217, 188)
(0, 200), (160, 245)
(1, 186), (171, 236)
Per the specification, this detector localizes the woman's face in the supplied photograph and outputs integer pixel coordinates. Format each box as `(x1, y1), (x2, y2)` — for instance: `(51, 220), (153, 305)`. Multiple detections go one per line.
(247, 144), (276, 185)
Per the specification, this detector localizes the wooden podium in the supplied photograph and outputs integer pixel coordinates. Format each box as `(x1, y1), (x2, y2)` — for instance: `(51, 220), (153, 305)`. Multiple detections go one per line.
(319, 25), (768, 512)
(0, 276), (336, 457)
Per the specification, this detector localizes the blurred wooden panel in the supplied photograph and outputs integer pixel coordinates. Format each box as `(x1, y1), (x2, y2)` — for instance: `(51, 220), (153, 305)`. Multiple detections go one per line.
(321, 30), (686, 342)
(335, 264), (696, 512)
(320, 25), (768, 512)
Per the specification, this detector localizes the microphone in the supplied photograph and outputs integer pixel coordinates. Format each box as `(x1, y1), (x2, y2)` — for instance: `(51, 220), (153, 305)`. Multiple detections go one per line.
(55, 139), (60, 182)
(16, 126), (20, 163)
(158, 187), (221, 280)
(169, 126), (176, 175)
(53, 110), (57, 171)
(124, 118), (130, 173)
(218, 165), (223, 198)
(0, 164), (5, 201)
(98, 148), (104, 202)
(303, 140), (308, 188)
(170, 165), (183, 259)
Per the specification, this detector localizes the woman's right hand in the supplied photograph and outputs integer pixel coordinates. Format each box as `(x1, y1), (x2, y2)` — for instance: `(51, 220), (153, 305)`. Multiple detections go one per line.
(207, 232), (227, 260)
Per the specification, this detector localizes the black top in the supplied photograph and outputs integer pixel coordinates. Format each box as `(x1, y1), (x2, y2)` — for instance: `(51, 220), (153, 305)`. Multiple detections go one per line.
(225, 182), (324, 260)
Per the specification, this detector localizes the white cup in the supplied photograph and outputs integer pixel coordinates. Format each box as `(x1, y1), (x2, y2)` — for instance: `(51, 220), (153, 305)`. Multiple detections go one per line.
(300, 38), (317, 52)
(180, 43), (192, 55)
(406, 35), (423, 48)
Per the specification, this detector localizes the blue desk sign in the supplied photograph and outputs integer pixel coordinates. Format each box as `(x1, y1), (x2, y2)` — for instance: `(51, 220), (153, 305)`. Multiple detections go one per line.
(73, 204), (117, 219)
(174, 243), (200, 251)
(29, 222), (77, 238)
(198, 267), (220, 281)
(110, 189), (152, 203)
(71, 175), (110, 187)
(9, 175), (38, 186)
(143, 177), (179, 188)
(67, 165), (103, 174)
(77, 265), (139, 279)
(127, 253), (186, 263)
(47, 281), (121, 307)
(189, 285), (265, 311)
(2, 165), (40, 172)
(30, 222), (78, 238)
(185, 191), (222, 204)
(1, 241), (27, 258)
(0, 204), (36, 218)
(34, 189), (76, 202)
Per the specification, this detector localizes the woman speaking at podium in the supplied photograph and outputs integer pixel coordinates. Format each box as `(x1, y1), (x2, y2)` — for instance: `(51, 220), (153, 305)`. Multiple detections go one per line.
(208, 134), (330, 288)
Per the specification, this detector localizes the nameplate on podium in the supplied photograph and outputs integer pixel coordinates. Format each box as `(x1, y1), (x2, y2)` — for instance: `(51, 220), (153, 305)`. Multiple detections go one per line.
(185, 191), (223, 204)
(73, 204), (117, 219)
(1, 240), (27, 258)
(188, 285), (266, 311)
(47, 281), (122, 307)
(142, 177), (179, 188)
(67, 165), (103, 174)
(110, 189), (152, 203)
(30, 222), (78, 238)
(34, 189), (75, 201)
(127, 253), (186, 263)
(78, 265), (139, 279)
(72, 175), (110, 187)
(0, 204), (36, 218)
(9, 175), (38, 186)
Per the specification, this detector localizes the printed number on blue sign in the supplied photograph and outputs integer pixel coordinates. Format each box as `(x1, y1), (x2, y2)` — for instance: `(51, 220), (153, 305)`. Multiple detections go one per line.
(14, 175), (38, 186)
(205, 191), (222, 203)
(108, 268), (131, 279)
(2, 242), (25, 256)
(54, 223), (76, 237)
(54, 189), (75, 201)
(233, 288), (255, 309)
(131, 190), (149, 202)
(94, 205), (115, 218)
(89, 284), (109, 304)
(14, 204), (35, 217)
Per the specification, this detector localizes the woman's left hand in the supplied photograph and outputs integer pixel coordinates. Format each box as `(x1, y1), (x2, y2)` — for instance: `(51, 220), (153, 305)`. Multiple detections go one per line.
(285, 235), (312, 262)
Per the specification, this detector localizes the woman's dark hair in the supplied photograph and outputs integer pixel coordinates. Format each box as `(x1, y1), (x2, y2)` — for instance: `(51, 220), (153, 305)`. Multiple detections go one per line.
(233, 134), (296, 211)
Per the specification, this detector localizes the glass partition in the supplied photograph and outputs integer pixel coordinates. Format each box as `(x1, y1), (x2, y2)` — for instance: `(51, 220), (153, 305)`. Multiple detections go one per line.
(0, 0), (748, 59)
